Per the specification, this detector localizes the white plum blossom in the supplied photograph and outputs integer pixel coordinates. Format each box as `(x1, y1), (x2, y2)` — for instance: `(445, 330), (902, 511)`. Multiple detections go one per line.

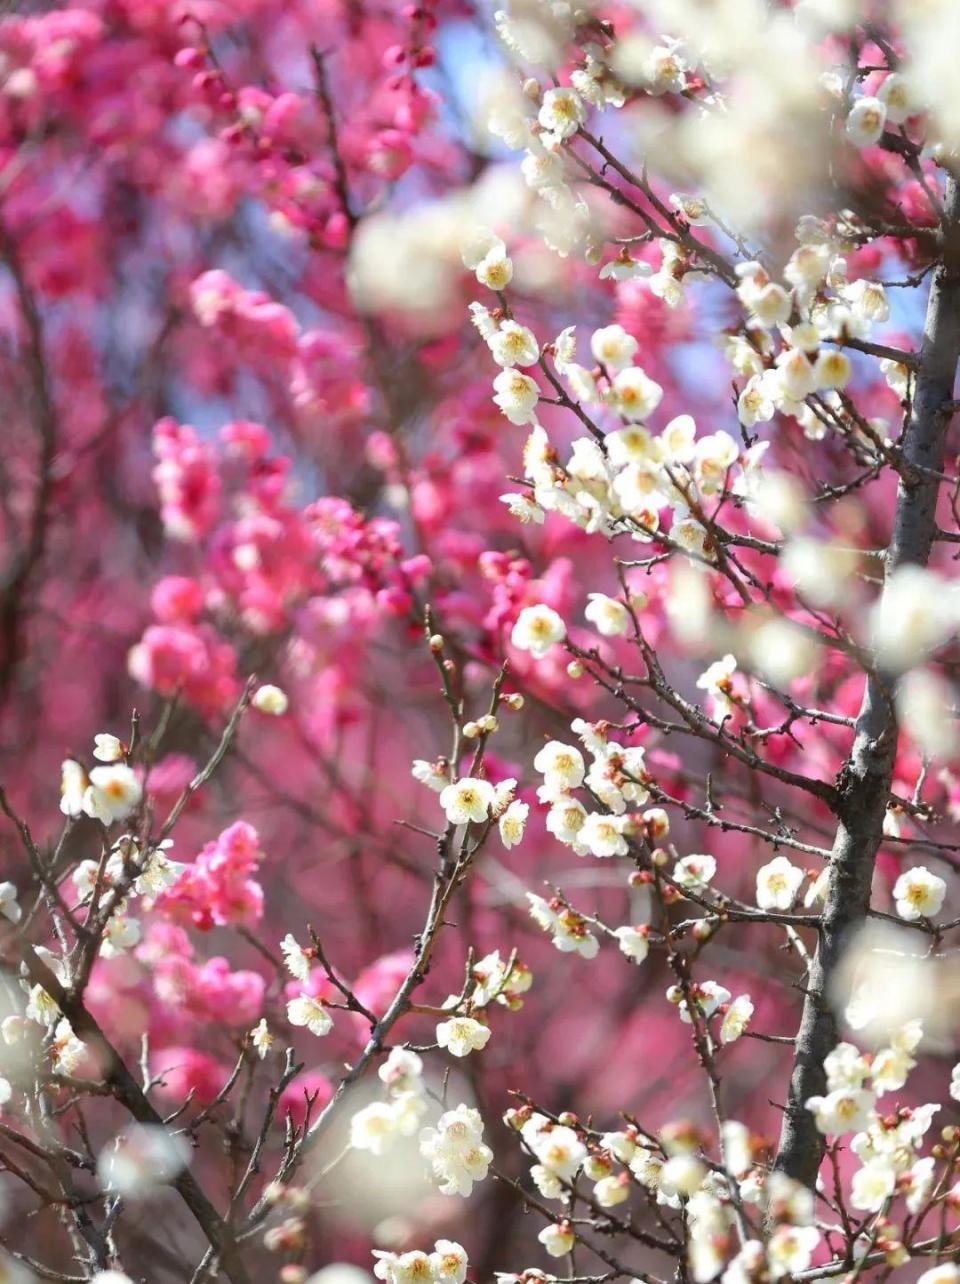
(280, 934), (312, 983)
(489, 321), (539, 369)
(0, 883), (21, 925)
(609, 367), (663, 421)
(590, 324), (637, 372)
(534, 741), (585, 791)
(412, 759), (449, 792)
(523, 1115), (586, 1180)
(720, 995), (754, 1045)
(498, 799), (529, 849)
(578, 812), (629, 858)
(813, 349), (851, 390)
(804, 1086), (875, 1135)
(511, 604), (566, 657)
(351, 1102), (404, 1156)
(871, 565), (960, 670)
(613, 925), (649, 964)
(850, 1157), (897, 1212)
(584, 593), (630, 637)
(669, 980), (731, 1024)
(430, 1242), (468, 1284)
(286, 994), (333, 1037)
(439, 777), (497, 826)
(693, 431), (739, 496)
(537, 1222), (575, 1257)
(493, 369), (539, 424)
(101, 912), (141, 958)
(537, 87), (586, 143)
(436, 1015), (491, 1058)
(846, 96), (887, 146)
(82, 765), (143, 825)
(545, 797), (587, 847)
(250, 1019), (273, 1059)
(756, 856), (805, 911)
(673, 855), (716, 890)
(767, 1226), (820, 1279)
(379, 1046), (424, 1095)
(60, 759), (88, 817)
(51, 1019), (86, 1075)
(825, 1042), (870, 1090)
(500, 492), (545, 525)
(460, 228), (505, 270)
(696, 653), (738, 721)
(527, 893), (599, 958)
(893, 865), (946, 920)
(476, 245), (513, 290)
(661, 414), (697, 463)
(659, 1154), (706, 1199)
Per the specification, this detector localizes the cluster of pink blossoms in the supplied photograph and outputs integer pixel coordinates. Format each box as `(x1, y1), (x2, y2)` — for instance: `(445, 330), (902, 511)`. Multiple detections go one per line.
(153, 820), (266, 930)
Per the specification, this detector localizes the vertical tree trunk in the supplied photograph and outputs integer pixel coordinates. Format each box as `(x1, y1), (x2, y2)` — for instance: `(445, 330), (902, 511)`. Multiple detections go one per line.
(774, 178), (960, 1187)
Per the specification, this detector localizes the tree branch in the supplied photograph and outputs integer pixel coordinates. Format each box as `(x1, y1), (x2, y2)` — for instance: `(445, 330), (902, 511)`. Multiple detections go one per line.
(774, 177), (960, 1189)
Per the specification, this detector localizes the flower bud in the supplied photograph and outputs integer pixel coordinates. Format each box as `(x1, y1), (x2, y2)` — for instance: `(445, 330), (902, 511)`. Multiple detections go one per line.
(429, 633), (444, 652)
(253, 684), (289, 716)
(505, 693), (525, 710)
(462, 721), (481, 739)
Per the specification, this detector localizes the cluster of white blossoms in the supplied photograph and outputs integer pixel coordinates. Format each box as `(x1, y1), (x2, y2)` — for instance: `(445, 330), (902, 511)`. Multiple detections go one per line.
(373, 1241), (467, 1284)
(281, 934), (334, 1038)
(60, 735), (142, 826)
(665, 980), (754, 1045)
(527, 892), (599, 959)
(805, 1025), (953, 1235)
(844, 74), (915, 148)
(535, 720), (654, 849)
(419, 1103), (493, 1197)
(349, 1047), (428, 1156)
(430, 774), (528, 850)
(69, 834), (182, 962)
(517, 1112), (588, 1200)
(491, 324), (760, 562)
(506, 1105), (838, 1282)
(436, 949), (532, 1057)
(0, 943), (87, 1082)
(350, 1051), (492, 1198)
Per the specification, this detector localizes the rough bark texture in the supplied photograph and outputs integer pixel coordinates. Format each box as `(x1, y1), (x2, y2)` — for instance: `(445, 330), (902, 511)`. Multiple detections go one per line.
(774, 178), (960, 1188)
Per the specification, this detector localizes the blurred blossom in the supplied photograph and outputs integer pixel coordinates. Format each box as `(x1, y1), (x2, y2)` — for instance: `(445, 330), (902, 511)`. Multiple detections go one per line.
(831, 922), (960, 1049)
(871, 566), (960, 672)
(782, 538), (860, 609)
(307, 1268), (376, 1284)
(897, 669), (960, 761)
(744, 617), (818, 687)
(97, 1124), (190, 1197)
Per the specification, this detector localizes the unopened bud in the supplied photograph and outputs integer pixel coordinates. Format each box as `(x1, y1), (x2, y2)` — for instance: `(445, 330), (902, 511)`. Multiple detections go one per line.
(505, 693), (525, 710)
(522, 77), (541, 100)
(252, 684), (289, 716)
(478, 714), (498, 733)
(429, 633), (444, 652)
(462, 721), (481, 739)
(567, 661), (584, 679)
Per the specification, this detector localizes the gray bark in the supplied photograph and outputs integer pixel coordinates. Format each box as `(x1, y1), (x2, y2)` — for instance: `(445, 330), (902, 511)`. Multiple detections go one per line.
(774, 178), (960, 1188)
